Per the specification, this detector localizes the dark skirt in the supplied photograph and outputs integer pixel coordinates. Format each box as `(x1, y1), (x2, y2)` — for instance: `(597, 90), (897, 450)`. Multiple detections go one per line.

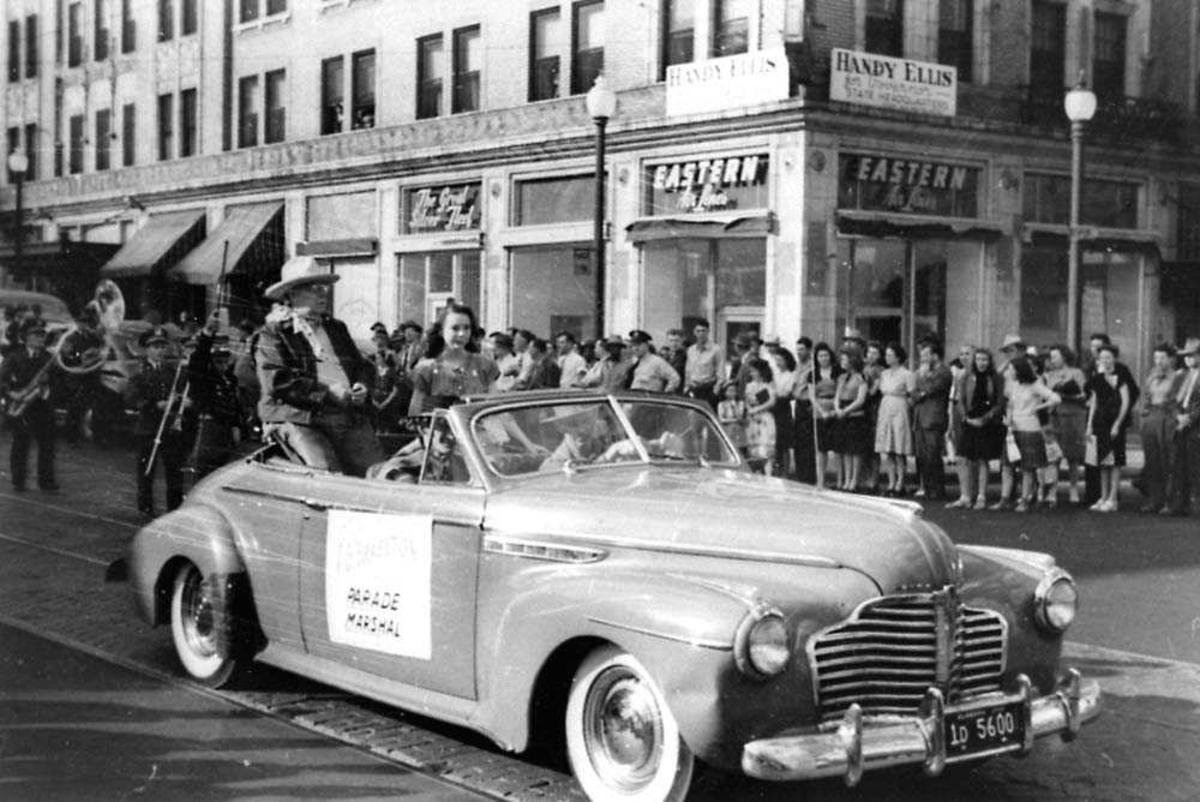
(961, 422), (1005, 461)
(816, 417), (837, 452)
(834, 415), (873, 456)
(793, 401), (816, 482)
(1013, 430), (1047, 469)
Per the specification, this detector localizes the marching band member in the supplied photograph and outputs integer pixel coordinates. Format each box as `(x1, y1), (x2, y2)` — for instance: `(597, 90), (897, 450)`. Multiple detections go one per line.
(128, 326), (186, 517)
(0, 319), (58, 492)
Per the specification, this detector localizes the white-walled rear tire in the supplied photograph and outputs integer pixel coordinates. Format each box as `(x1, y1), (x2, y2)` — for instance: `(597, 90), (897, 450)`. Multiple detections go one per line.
(566, 645), (694, 801)
(169, 562), (237, 687)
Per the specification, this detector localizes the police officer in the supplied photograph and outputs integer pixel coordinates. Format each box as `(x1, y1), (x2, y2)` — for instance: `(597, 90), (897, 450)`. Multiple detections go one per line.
(128, 326), (186, 517)
(0, 319), (58, 492)
(186, 311), (244, 480)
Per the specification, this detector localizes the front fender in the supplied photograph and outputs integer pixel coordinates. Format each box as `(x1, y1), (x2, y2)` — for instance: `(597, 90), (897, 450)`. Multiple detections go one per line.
(127, 504), (245, 626)
(474, 559), (754, 755)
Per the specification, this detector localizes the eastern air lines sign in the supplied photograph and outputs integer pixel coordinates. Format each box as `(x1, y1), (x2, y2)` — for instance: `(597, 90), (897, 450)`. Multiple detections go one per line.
(829, 48), (957, 117)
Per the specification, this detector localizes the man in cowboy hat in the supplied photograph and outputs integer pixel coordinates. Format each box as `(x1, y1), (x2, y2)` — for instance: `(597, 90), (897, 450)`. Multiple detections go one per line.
(1166, 337), (1200, 516)
(255, 255), (381, 476)
(0, 318), (58, 492)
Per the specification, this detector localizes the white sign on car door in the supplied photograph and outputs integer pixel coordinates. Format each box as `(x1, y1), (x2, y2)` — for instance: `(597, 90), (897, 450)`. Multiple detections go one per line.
(325, 511), (433, 659)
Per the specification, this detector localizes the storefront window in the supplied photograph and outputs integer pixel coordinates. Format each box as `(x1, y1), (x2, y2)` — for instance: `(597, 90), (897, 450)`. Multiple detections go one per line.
(1023, 173), (1139, 228)
(510, 246), (596, 339)
(641, 238), (765, 341)
(513, 175), (594, 225)
(397, 250), (481, 326)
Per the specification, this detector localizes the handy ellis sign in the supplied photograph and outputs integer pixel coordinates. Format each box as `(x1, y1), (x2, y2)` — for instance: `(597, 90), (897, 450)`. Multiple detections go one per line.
(666, 47), (790, 117)
(829, 48), (957, 117)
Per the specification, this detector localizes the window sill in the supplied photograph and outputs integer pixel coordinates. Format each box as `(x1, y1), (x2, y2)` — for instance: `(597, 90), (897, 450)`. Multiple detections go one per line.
(234, 12), (292, 34)
(319, 0), (379, 13)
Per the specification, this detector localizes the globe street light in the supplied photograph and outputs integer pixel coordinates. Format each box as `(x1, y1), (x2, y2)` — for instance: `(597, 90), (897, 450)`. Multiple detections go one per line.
(1064, 78), (1096, 355)
(7, 148), (29, 284)
(585, 75), (617, 340)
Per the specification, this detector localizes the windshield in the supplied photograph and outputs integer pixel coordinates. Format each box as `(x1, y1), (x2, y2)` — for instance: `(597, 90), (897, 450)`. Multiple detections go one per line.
(472, 398), (738, 476)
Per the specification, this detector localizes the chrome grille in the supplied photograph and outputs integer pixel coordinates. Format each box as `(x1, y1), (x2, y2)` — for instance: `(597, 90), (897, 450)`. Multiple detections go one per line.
(807, 591), (1007, 721)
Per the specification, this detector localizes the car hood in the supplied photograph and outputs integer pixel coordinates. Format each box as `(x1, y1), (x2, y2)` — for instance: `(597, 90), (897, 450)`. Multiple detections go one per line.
(484, 466), (960, 594)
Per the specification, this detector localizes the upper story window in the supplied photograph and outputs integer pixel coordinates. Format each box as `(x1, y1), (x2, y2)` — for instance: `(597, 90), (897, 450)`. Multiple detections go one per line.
(661, 0), (693, 79)
(529, 7), (563, 102)
(571, 1), (603, 95)
(94, 0), (110, 61)
(417, 34), (444, 119)
(5, 128), (19, 181)
(95, 108), (111, 171)
(68, 3), (84, 66)
(865, 0), (903, 58)
(23, 123), (36, 179)
(238, 76), (259, 147)
(180, 87), (197, 156)
(240, 0), (286, 24)
(320, 55), (344, 134)
(1029, 0), (1065, 101)
(452, 25), (481, 113)
(122, 102), (136, 166)
(711, 0), (748, 58)
(69, 114), (85, 174)
(25, 14), (38, 77)
(1092, 11), (1126, 100)
(7, 21), (19, 82)
(351, 49), (376, 129)
(265, 69), (286, 143)
(158, 0), (174, 42)
(182, 0), (197, 35)
(121, 0), (136, 52)
(937, 0), (971, 83)
(157, 93), (174, 160)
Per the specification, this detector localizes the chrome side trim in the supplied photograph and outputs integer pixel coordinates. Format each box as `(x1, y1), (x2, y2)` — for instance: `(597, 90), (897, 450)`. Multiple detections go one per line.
(219, 485), (481, 526)
(483, 534), (608, 564)
(587, 616), (733, 651)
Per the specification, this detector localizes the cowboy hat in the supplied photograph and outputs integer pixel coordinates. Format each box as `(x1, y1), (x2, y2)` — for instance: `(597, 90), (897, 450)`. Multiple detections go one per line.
(264, 255), (340, 301)
(1180, 337), (1200, 356)
(1001, 333), (1026, 351)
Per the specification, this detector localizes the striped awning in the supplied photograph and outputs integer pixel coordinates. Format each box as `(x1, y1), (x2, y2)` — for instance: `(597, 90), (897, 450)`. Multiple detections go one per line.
(169, 201), (284, 285)
(101, 209), (207, 278)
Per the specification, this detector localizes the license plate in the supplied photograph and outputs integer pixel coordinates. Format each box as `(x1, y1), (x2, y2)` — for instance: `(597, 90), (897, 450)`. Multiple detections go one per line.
(944, 701), (1025, 758)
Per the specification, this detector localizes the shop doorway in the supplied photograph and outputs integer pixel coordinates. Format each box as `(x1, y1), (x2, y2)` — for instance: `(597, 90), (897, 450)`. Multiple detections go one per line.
(397, 250), (482, 329)
(836, 238), (949, 356)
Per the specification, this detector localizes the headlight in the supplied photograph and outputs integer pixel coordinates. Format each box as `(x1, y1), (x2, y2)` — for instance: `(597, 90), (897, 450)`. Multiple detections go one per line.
(734, 606), (791, 679)
(1034, 569), (1079, 633)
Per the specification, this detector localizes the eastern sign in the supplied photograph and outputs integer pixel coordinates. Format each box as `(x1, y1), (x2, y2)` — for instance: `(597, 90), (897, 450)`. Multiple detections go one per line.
(665, 47), (789, 117)
(829, 48), (957, 117)
(839, 153), (979, 218)
(404, 183), (481, 234)
(325, 511), (432, 659)
(647, 154), (769, 215)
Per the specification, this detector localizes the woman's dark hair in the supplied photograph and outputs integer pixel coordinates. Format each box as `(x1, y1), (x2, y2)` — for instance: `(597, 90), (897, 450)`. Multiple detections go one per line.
(972, 347), (996, 374)
(1049, 344), (1076, 367)
(771, 346), (797, 372)
(884, 341), (907, 365)
(796, 336), (813, 350)
(1009, 354), (1037, 384)
(424, 302), (481, 359)
(1097, 343), (1120, 359)
(1153, 342), (1175, 357)
(812, 341), (842, 380)
(839, 347), (864, 373)
(864, 340), (883, 364)
(745, 356), (774, 383)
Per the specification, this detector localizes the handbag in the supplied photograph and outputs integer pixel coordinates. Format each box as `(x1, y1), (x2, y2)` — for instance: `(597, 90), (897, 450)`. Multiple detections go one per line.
(1084, 434), (1098, 467)
(1005, 430), (1021, 464)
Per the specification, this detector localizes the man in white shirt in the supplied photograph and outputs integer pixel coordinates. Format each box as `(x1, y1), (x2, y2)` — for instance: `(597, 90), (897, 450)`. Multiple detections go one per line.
(556, 331), (589, 388)
(684, 320), (724, 410)
(627, 330), (681, 393)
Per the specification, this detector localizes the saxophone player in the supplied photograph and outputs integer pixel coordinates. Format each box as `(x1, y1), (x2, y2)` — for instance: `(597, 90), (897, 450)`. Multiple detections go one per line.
(128, 326), (187, 517)
(0, 318), (58, 492)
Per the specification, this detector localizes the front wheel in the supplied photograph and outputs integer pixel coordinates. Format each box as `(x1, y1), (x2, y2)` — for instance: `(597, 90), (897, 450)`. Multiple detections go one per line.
(566, 646), (695, 802)
(169, 562), (238, 687)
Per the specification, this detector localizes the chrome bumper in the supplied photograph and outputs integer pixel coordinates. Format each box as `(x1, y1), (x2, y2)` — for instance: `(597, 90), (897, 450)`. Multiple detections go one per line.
(742, 669), (1101, 785)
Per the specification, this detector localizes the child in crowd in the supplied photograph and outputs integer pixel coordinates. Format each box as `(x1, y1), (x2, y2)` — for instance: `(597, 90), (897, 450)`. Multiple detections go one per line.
(717, 382), (747, 455)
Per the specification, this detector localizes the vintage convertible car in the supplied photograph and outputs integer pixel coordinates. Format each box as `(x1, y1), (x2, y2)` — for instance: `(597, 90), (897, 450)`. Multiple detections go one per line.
(127, 390), (1100, 801)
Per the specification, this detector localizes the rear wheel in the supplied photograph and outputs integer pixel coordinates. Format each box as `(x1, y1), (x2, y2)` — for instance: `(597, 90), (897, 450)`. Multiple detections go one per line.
(169, 562), (238, 687)
(565, 645), (694, 801)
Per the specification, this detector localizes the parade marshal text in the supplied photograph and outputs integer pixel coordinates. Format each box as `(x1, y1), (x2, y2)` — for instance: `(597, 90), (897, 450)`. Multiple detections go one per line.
(829, 48), (957, 117)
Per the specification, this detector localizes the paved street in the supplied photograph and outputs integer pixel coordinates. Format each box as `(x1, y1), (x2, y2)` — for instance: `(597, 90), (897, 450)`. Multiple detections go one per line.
(1, 434), (1199, 800)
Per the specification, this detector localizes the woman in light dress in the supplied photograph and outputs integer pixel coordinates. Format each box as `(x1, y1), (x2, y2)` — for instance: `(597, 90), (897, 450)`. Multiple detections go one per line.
(808, 342), (841, 489)
(874, 343), (915, 496)
(743, 357), (777, 475)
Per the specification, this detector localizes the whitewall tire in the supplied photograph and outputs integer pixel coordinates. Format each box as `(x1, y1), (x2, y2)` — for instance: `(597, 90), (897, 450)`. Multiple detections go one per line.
(169, 562), (237, 687)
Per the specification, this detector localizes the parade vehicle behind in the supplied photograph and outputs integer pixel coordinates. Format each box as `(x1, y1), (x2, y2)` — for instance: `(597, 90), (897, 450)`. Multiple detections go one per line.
(126, 390), (1100, 801)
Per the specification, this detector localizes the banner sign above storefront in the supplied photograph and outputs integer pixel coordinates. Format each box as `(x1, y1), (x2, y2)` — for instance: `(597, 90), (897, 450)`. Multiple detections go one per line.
(838, 153), (979, 218)
(665, 47), (789, 117)
(647, 154), (769, 215)
(403, 183), (481, 234)
(829, 48), (957, 117)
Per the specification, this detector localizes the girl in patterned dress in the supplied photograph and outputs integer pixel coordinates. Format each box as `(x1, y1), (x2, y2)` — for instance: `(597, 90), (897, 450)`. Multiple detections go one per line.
(743, 357), (777, 475)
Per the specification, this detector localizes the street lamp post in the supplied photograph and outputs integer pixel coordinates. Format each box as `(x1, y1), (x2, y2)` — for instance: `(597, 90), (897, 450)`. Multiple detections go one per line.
(585, 76), (616, 340)
(1064, 79), (1096, 355)
(7, 148), (29, 283)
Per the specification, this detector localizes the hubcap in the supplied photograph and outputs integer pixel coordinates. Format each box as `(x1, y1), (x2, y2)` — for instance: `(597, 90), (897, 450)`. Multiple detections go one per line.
(584, 666), (664, 792)
(183, 570), (217, 658)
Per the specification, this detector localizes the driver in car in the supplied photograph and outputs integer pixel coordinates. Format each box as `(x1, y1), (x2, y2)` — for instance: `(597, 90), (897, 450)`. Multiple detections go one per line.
(539, 406), (614, 471)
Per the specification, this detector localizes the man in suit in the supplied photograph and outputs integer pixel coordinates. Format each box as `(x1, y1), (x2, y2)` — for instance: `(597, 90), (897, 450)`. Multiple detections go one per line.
(255, 255), (381, 477)
(1167, 337), (1200, 516)
(0, 319), (58, 492)
(911, 340), (952, 500)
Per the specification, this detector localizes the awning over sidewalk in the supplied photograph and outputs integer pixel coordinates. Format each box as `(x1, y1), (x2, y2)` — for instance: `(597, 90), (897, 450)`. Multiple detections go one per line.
(168, 201), (284, 285)
(0, 240), (120, 276)
(835, 210), (1008, 240)
(101, 209), (207, 279)
(625, 212), (775, 243)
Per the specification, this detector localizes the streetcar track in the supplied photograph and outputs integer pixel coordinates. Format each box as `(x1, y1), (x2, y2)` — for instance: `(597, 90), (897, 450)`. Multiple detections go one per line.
(0, 488), (141, 530)
(0, 529), (113, 566)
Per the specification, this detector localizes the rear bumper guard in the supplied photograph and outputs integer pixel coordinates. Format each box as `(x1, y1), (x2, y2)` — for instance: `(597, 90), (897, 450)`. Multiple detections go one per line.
(742, 669), (1101, 786)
